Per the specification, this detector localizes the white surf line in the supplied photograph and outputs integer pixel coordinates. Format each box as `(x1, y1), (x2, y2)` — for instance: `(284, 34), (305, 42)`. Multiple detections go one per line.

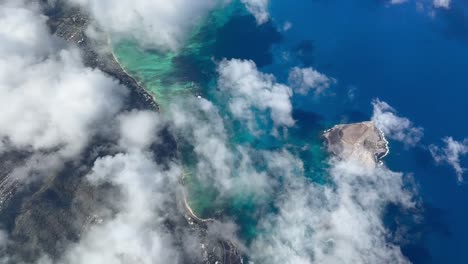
(182, 189), (215, 223)
(375, 125), (390, 167)
(106, 37), (214, 224)
(377, 126), (390, 159)
(106, 37), (159, 109)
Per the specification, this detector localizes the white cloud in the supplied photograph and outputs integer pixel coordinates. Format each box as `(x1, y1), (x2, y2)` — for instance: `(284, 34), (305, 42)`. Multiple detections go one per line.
(0, 2), (57, 58)
(0, 50), (126, 157)
(57, 95), (300, 263)
(61, 151), (184, 264)
(288, 67), (336, 96)
(372, 99), (423, 146)
(241, 0), (270, 24)
(68, 0), (271, 49)
(59, 97), (280, 263)
(118, 110), (162, 151)
(168, 98), (233, 190)
(69, 0), (226, 51)
(251, 158), (414, 264)
(390, 0), (408, 4)
(389, 0), (450, 16)
(282, 21), (292, 32)
(0, 2), (127, 183)
(433, 0), (451, 9)
(166, 98), (273, 200)
(430, 137), (468, 182)
(217, 59), (294, 134)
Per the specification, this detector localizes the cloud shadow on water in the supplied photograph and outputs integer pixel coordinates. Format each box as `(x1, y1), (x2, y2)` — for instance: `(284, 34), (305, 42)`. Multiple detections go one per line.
(292, 40), (315, 67)
(384, 202), (453, 264)
(438, 2), (468, 46)
(213, 15), (283, 67)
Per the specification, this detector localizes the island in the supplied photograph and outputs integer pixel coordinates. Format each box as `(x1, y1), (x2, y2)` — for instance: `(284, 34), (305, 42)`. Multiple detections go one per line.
(323, 121), (389, 168)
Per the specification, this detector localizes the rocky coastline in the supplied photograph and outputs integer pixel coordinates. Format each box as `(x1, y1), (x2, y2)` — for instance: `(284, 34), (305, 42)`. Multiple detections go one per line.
(323, 121), (389, 168)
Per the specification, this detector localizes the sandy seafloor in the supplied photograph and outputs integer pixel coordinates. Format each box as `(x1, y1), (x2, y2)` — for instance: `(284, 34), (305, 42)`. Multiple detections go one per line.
(113, 1), (468, 263)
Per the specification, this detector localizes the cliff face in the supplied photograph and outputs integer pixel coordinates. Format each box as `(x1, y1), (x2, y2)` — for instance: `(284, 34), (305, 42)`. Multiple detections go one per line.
(323, 121), (389, 168)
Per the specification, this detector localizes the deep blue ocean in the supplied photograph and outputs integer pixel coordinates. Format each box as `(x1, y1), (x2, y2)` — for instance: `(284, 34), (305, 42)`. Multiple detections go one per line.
(266, 1), (468, 263)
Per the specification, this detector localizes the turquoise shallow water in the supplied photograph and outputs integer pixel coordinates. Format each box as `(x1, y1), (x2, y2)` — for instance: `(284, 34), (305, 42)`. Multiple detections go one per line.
(113, 2), (329, 242)
(112, 2), (239, 108)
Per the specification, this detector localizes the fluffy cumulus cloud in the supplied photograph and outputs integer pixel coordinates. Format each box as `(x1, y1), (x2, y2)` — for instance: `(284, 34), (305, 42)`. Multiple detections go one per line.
(0, 1), (127, 181)
(69, 0), (225, 50)
(166, 98), (273, 200)
(430, 137), (468, 182)
(61, 151), (183, 264)
(118, 110), (162, 151)
(58, 97), (281, 263)
(0, 51), (126, 157)
(241, 0), (270, 24)
(372, 99), (423, 146)
(0, 2), (56, 58)
(390, 0), (408, 4)
(251, 158), (414, 264)
(168, 98), (235, 192)
(389, 0), (451, 14)
(37, 104), (192, 264)
(288, 67), (336, 96)
(217, 59), (294, 134)
(433, 0), (451, 9)
(68, 0), (273, 50)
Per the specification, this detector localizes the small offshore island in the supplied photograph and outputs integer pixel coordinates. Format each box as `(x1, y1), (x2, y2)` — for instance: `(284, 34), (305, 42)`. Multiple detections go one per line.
(323, 121), (389, 168)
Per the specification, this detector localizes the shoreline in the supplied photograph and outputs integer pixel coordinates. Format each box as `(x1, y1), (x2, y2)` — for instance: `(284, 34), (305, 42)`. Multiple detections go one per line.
(107, 38), (159, 110)
(376, 126), (390, 161)
(323, 121), (390, 166)
(108, 38), (212, 224)
(180, 170), (215, 223)
(182, 189), (215, 224)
